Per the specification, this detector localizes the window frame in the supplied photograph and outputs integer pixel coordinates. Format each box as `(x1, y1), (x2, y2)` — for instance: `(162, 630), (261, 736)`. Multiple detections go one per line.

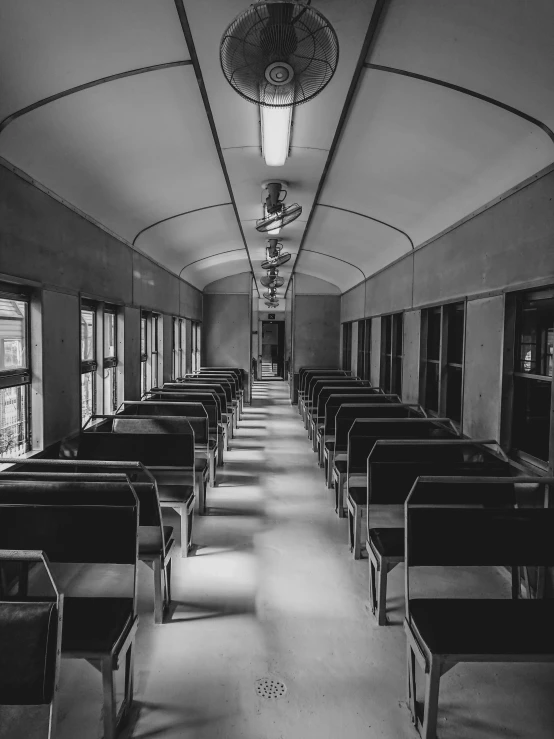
(172, 317), (184, 380)
(357, 319), (371, 381)
(151, 313), (159, 390)
(419, 301), (466, 423)
(342, 322), (352, 372)
(0, 285), (32, 458)
(191, 320), (201, 374)
(80, 301), (98, 424)
(503, 288), (554, 471)
(380, 312), (403, 396)
(102, 305), (118, 414)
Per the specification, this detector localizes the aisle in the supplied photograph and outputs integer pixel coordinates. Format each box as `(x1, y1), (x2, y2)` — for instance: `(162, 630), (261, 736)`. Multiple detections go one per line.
(53, 380), (554, 739)
(121, 379), (414, 739)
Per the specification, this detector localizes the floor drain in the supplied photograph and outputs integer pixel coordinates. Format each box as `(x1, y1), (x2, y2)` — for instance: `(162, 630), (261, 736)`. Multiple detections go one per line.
(255, 677), (287, 699)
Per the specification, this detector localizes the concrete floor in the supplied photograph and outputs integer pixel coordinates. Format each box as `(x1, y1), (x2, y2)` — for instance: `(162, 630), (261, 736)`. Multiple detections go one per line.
(6, 380), (554, 739)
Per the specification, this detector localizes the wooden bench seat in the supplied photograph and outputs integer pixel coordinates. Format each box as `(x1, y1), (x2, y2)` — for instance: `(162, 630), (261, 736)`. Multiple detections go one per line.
(404, 476), (554, 739)
(364, 439), (511, 624)
(77, 431), (197, 555)
(1, 459), (176, 624)
(0, 480), (139, 739)
(409, 598), (554, 656)
(0, 550), (63, 739)
(334, 408), (431, 517)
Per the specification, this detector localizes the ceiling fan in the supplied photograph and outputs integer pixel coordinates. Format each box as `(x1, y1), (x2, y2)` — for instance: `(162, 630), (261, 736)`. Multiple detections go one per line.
(261, 238), (291, 269)
(220, 1), (339, 108)
(256, 183), (302, 233)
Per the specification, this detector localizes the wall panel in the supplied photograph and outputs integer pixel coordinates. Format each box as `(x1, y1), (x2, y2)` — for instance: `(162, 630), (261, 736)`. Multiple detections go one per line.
(413, 170), (554, 306)
(203, 294), (251, 391)
(341, 283), (365, 322)
(365, 255), (413, 317)
(293, 295), (340, 371)
(42, 290), (80, 446)
(462, 295), (505, 440)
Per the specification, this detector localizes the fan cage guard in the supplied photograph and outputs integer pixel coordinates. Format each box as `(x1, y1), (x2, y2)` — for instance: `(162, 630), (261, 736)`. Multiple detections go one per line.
(220, 1), (339, 108)
(256, 203), (303, 233)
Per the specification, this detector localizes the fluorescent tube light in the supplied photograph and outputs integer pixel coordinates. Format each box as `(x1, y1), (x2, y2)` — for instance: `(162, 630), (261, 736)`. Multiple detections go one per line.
(261, 106), (292, 167)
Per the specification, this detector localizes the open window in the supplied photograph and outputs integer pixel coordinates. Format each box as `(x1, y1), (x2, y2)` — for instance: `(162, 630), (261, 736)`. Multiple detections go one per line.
(80, 303), (97, 424)
(0, 286), (31, 458)
(103, 307), (118, 413)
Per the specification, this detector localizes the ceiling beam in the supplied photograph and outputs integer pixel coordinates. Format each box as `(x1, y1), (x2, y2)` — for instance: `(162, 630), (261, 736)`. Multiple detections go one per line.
(286, 0), (391, 293)
(173, 0), (260, 296)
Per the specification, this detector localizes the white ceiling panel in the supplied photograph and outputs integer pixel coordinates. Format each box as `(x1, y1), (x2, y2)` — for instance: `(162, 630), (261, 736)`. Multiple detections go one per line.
(183, 251), (252, 290)
(0, 0), (188, 122)
(371, 0), (554, 129)
(305, 205), (409, 288)
(319, 69), (553, 250)
(294, 250), (364, 293)
(135, 205), (243, 282)
(183, 0), (380, 291)
(0, 66), (231, 243)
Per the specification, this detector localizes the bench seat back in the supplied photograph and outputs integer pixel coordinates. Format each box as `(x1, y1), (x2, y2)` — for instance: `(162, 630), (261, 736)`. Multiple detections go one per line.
(323, 393), (398, 434)
(347, 418), (457, 474)
(78, 431), (195, 468)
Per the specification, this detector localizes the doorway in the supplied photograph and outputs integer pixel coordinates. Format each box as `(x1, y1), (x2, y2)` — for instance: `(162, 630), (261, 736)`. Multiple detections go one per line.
(261, 321), (285, 378)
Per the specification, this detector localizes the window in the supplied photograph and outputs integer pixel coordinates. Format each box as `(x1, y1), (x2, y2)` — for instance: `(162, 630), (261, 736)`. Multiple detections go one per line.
(510, 289), (554, 464)
(173, 317), (185, 380)
(420, 303), (465, 422)
(140, 314), (148, 396)
(380, 313), (403, 396)
(357, 319), (371, 380)
(81, 304), (97, 424)
(342, 322), (352, 371)
(103, 308), (118, 413)
(192, 321), (201, 373)
(151, 314), (159, 389)
(0, 289), (31, 458)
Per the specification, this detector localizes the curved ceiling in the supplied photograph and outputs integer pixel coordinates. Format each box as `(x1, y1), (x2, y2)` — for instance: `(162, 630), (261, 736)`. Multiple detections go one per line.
(1, 0), (553, 294)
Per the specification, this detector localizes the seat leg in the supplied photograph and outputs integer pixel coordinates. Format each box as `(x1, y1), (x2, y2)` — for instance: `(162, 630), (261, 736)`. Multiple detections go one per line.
(153, 558), (163, 624)
(336, 475), (346, 518)
(123, 643), (135, 726)
(181, 508), (190, 558)
(407, 642), (417, 724)
(101, 658), (117, 739)
(327, 458), (334, 489)
(198, 478), (206, 516)
(166, 558), (172, 603)
(369, 552), (378, 616)
(422, 657), (441, 739)
(209, 451), (217, 487)
(376, 561), (388, 625)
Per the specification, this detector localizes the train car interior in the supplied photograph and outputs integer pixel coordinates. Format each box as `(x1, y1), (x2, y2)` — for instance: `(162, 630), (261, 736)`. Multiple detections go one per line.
(1, 1), (554, 738)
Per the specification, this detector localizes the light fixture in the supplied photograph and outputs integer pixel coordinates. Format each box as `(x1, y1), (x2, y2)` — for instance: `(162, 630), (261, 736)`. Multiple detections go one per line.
(268, 226), (281, 235)
(261, 106), (292, 167)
